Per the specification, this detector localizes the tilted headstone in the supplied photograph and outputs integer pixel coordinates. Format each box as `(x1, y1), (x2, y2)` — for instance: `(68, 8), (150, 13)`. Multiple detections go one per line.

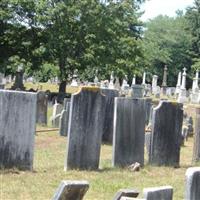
(193, 108), (200, 162)
(113, 189), (139, 200)
(143, 186), (173, 200)
(113, 98), (146, 167)
(36, 91), (48, 125)
(149, 101), (183, 167)
(65, 87), (106, 170)
(52, 180), (89, 200)
(59, 99), (71, 136)
(101, 88), (119, 143)
(185, 167), (200, 200)
(0, 90), (36, 170)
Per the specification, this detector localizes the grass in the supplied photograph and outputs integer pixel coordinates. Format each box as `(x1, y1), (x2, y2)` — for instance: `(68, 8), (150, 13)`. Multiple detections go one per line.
(0, 131), (199, 200)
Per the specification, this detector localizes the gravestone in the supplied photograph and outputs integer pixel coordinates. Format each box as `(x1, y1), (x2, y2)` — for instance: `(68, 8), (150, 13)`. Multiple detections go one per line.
(113, 189), (139, 200)
(149, 101), (183, 167)
(52, 180), (89, 200)
(36, 91), (48, 125)
(185, 167), (200, 200)
(11, 66), (25, 90)
(59, 99), (71, 136)
(51, 102), (63, 127)
(193, 108), (200, 162)
(0, 90), (36, 170)
(131, 85), (144, 98)
(145, 98), (152, 125)
(143, 186), (173, 200)
(65, 87), (106, 170)
(113, 98), (146, 167)
(101, 88), (119, 143)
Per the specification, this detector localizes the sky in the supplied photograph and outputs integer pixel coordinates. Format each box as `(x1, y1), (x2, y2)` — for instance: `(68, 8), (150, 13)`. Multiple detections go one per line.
(141, 0), (194, 21)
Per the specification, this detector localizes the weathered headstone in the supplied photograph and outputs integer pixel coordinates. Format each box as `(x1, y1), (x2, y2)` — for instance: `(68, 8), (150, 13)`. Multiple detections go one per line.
(113, 98), (146, 167)
(185, 167), (200, 200)
(65, 87), (106, 170)
(59, 99), (71, 136)
(101, 88), (119, 143)
(193, 108), (200, 162)
(131, 85), (144, 98)
(113, 189), (139, 200)
(51, 102), (63, 127)
(0, 90), (36, 170)
(143, 186), (173, 200)
(152, 75), (158, 95)
(149, 101), (183, 167)
(52, 180), (89, 200)
(178, 68), (187, 103)
(161, 65), (168, 95)
(11, 66), (25, 90)
(145, 98), (152, 125)
(36, 91), (48, 125)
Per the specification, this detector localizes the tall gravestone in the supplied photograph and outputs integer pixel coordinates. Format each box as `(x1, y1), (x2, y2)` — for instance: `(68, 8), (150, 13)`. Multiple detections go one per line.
(36, 91), (48, 125)
(149, 101), (183, 167)
(0, 90), (36, 170)
(65, 87), (106, 170)
(101, 88), (119, 143)
(59, 98), (71, 136)
(185, 167), (200, 200)
(113, 98), (146, 167)
(193, 107), (200, 162)
(11, 66), (25, 90)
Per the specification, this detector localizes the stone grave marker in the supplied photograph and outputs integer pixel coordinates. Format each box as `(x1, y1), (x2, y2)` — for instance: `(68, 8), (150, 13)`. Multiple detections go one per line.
(65, 87), (106, 170)
(149, 101), (183, 167)
(113, 98), (146, 167)
(101, 88), (119, 143)
(52, 180), (89, 200)
(36, 91), (48, 125)
(0, 90), (36, 170)
(143, 186), (173, 200)
(113, 189), (139, 200)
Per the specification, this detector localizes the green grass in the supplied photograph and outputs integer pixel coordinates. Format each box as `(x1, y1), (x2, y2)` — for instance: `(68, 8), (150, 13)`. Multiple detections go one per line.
(0, 131), (199, 200)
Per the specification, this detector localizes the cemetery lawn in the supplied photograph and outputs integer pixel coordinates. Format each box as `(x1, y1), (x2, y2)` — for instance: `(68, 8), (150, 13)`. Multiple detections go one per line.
(1, 131), (199, 200)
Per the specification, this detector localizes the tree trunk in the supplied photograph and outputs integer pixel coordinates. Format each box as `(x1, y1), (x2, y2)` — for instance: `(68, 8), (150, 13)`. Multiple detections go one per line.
(59, 80), (67, 93)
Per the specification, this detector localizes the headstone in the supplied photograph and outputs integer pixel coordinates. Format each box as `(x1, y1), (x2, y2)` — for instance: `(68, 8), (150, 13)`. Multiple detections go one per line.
(178, 68), (187, 103)
(143, 186), (173, 200)
(131, 75), (136, 86)
(142, 72), (146, 85)
(161, 65), (168, 95)
(152, 75), (158, 95)
(36, 91), (48, 125)
(149, 101), (183, 167)
(0, 90), (36, 170)
(11, 65), (25, 90)
(113, 98), (146, 167)
(121, 75), (130, 91)
(145, 98), (152, 125)
(52, 180), (89, 200)
(175, 72), (182, 95)
(185, 167), (200, 200)
(145, 132), (151, 159)
(59, 99), (71, 136)
(109, 71), (115, 89)
(131, 85), (144, 98)
(101, 88), (119, 143)
(193, 108), (200, 162)
(113, 189), (139, 200)
(51, 102), (63, 127)
(65, 87), (106, 170)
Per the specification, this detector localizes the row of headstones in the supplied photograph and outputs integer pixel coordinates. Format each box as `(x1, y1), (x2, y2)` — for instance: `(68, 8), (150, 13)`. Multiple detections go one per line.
(65, 87), (183, 170)
(52, 167), (200, 200)
(1, 87), (200, 170)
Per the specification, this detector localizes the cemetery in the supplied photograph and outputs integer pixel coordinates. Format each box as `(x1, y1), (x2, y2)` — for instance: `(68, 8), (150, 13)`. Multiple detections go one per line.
(1, 0), (200, 199)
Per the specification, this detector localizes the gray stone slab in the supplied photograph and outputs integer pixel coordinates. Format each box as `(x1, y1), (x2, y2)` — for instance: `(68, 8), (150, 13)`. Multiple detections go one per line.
(185, 167), (200, 200)
(143, 186), (173, 200)
(145, 98), (152, 125)
(113, 189), (139, 200)
(36, 91), (48, 125)
(52, 180), (89, 200)
(0, 90), (36, 170)
(149, 101), (183, 167)
(51, 103), (63, 127)
(193, 111), (200, 162)
(131, 84), (144, 98)
(101, 88), (119, 143)
(113, 98), (146, 167)
(59, 102), (70, 136)
(65, 87), (106, 170)
(145, 132), (151, 159)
